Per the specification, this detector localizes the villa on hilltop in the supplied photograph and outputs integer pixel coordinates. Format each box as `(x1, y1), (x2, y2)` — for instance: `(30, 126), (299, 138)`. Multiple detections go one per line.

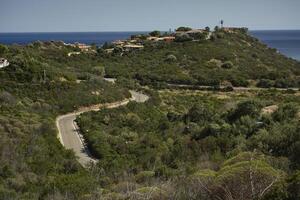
(64, 42), (92, 51)
(146, 36), (176, 42)
(76, 43), (92, 51)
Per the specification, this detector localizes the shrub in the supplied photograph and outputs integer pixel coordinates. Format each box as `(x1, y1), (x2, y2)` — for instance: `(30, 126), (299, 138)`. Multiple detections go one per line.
(192, 152), (286, 200)
(91, 66), (105, 76)
(0, 44), (8, 55)
(0, 91), (16, 105)
(227, 100), (260, 122)
(135, 171), (155, 183)
(176, 27), (192, 32)
(149, 30), (161, 37)
(175, 34), (192, 42)
(186, 104), (214, 124)
(165, 54), (177, 62)
(216, 32), (225, 39)
(221, 61), (234, 69)
(257, 79), (274, 88)
(287, 171), (300, 200)
(272, 103), (298, 122)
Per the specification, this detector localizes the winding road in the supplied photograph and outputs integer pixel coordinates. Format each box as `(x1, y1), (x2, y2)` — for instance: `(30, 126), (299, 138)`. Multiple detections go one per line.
(166, 83), (299, 91)
(56, 90), (149, 166)
(55, 85), (298, 167)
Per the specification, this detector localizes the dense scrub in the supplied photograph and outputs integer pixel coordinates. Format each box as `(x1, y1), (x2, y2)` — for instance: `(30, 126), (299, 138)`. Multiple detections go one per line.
(77, 89), (300, 199)
(0, 43), (129, 199)
(101, 30), (300, 88)
(1, 28), (300, 199)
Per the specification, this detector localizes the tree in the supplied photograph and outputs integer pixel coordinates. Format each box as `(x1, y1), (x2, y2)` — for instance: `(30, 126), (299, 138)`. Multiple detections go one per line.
(227, 100), (260, 122)
(91, 66), (105, 76)
(176, 27), (192, 32)
(287, 171), (300, 200)
(272, 103), (298, 122)
(174, 34), (192, 42)
(149, 30), (161, 37)
(191, 152), (285, 200)
(205, 26), (210, 32)
(192, 32), (206, 40)
(221, 61), (234, 69)
(257, 79), (274, 88)
(102, 42), (112, 49)
(0, 44), (8, 55)
(186, 104), (213, 124)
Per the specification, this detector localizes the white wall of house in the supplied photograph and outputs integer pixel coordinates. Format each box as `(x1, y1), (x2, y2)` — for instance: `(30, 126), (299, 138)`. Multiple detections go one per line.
(0, 59), (9, 68)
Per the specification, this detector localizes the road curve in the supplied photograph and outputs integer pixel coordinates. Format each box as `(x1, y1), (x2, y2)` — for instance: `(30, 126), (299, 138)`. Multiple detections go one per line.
(56, 90), (149, 166)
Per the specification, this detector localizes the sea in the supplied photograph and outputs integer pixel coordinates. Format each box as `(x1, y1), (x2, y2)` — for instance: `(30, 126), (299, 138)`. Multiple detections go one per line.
(0, 30), (299, 61)
(250, 30), (300, 61)
(0, 32), (146, 46)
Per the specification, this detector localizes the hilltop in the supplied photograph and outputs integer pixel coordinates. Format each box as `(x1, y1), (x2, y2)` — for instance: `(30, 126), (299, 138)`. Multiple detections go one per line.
(100, 27), (300, 88)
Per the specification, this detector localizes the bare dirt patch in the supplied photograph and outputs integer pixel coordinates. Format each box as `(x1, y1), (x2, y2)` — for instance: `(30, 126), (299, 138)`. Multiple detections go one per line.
(261, 105), (278, 115)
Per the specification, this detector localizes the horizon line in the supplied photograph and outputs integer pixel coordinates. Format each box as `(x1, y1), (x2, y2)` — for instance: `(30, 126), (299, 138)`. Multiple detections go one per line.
(1, 29), (300, 34)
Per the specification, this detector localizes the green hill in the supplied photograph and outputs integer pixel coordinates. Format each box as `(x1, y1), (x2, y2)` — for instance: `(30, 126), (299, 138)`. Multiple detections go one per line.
(102, 29), (300, 88)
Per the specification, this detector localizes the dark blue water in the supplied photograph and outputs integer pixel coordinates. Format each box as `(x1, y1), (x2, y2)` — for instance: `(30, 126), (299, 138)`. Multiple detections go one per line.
(0, 30), (299, 60)
(0, 32), (146, 46)
(250, 30), (300, 60)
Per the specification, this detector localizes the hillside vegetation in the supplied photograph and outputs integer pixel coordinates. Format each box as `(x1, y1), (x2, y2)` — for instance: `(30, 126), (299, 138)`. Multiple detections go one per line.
(77, 89), (300, 199)
(101, 29), (300, 88)
(0, 42), (130, 199)
(0, 27), (300, 199)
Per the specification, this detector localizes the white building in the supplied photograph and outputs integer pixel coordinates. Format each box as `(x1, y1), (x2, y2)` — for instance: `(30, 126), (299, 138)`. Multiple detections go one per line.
(0, 58), (9, 68)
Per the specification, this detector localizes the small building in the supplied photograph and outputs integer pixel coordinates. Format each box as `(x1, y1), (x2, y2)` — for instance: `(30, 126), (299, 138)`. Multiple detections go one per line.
(0, 58), (9, 68)
(75, 43), (91, 51)
(147, 36), (175, 42)
(147, 36), (159, 41)
(112, 40), (125, 46)
(67, 52), (81, 57)
(155, 38), (165, 42)
(63, 42), (76, 48)
(104, 48), (114, 54)
(123, 44), (144, 51)
(129, 40), (138, 43)
(162, 36), (176, 42)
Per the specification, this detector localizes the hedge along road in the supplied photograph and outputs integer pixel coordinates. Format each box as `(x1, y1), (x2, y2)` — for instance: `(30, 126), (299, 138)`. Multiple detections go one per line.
(56, 90), (149, 167)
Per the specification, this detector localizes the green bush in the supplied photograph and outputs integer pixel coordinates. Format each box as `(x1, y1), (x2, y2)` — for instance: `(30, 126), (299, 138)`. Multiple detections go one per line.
(221, 61), (234, 69)
(176, 27), (192, 32)
(135, 171), (155, 183)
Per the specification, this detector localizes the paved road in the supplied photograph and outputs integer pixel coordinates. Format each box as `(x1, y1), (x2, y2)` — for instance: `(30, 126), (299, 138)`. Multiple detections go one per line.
(56, 90), (149, 166)
(166, 83), (299, 91)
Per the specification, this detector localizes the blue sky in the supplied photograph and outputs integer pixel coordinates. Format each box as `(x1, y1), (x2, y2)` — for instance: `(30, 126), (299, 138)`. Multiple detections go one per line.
(0, 0), (300, 32)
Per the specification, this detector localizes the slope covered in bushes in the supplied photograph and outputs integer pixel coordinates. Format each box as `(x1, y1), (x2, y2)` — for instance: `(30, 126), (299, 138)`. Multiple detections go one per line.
(102, 29), (300, 88)
(0, 43), (129, 199)
(77, 89), (300, 199)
